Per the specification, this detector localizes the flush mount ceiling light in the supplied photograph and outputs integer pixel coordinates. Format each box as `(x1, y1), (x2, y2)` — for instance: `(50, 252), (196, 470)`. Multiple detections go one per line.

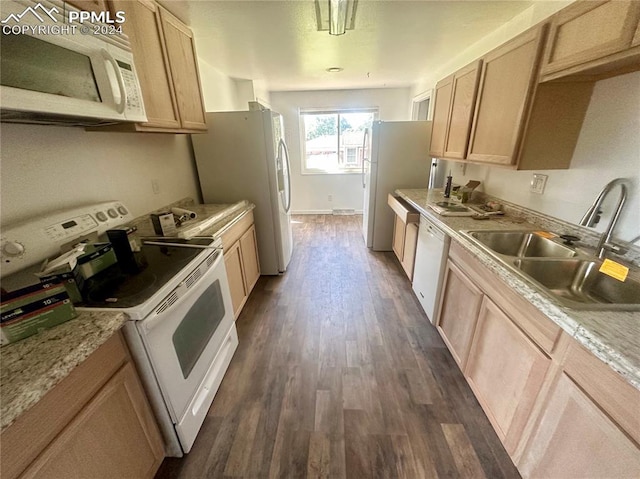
(326, 67), (344, 72)
(315, 0), (357, 35)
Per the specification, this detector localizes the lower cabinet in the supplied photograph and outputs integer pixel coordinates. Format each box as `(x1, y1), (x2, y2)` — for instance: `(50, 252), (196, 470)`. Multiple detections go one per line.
(0, 332), (164, 479)
(519, 370), (640, 478)
(464, 296), (551, 455)
(436, 260), (483, 369)
(221, 211), (260, 319)
(518, 337), (640, 478)
(435, 240), (640, 478)
(388, 194), (420, 280)
(22, 363), (164, 479)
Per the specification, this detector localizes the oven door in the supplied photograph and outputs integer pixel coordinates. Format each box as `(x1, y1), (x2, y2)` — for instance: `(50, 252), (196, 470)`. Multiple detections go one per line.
(137, 249), (236, 449)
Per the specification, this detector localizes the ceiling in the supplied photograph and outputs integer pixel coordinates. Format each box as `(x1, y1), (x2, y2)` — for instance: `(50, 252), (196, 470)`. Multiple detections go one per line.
(161, 0), (539, 92)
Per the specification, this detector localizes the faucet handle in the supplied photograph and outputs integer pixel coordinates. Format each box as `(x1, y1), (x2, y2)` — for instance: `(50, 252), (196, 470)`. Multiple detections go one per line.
(559, 234), (580, 246)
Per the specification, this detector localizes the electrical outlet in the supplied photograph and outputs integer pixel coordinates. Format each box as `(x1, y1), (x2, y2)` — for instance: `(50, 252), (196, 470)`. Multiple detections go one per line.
(530, 174), (548, 194)
(328, 194), (333, 202)
(151, 179), (160, 195)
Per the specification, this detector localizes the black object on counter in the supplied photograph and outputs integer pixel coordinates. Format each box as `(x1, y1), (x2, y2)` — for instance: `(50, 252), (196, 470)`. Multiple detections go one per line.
(107, 226), (147, 274)
(444, 172), (453, 198)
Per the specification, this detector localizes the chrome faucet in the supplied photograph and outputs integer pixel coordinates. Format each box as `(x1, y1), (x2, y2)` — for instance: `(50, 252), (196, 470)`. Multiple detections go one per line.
(579, 178), (629, 259)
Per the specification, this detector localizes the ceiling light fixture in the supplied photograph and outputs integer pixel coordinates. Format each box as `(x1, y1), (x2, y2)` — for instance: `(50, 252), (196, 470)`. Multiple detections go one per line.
(326, 67), (344, 73)
(329, 0), (348, 35)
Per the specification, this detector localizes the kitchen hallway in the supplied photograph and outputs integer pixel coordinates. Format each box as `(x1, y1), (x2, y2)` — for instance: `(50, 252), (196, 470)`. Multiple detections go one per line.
(156, 214), (519, 479)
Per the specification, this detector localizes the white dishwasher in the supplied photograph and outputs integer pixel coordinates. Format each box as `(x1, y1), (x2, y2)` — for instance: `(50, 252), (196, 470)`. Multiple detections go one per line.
(412, 215), (450, 323)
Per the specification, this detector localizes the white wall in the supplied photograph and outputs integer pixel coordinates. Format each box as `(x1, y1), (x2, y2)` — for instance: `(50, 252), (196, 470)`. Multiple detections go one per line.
(0, 124), (201, 226)
(197, 58), (241, 112)
(270, 88), (413, 214)
(411, 1), (572, 99)
(453, 72), (640, 241)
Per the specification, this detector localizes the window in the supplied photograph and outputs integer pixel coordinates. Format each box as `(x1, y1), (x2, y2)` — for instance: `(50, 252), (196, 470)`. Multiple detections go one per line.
(301, 109), (377, 174)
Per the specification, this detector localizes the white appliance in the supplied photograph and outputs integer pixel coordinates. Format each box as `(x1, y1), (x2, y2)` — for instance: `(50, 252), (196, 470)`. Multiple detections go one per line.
(1, 203), (238, 457)
(191, 110), (293, 275)
(362, 120), (432, 250)
(412, 215), (450, 323)
(0, 0), (146, 126)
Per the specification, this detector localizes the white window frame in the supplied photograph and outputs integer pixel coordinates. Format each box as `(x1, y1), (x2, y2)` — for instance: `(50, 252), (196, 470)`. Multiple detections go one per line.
(299, 107), (378, 175)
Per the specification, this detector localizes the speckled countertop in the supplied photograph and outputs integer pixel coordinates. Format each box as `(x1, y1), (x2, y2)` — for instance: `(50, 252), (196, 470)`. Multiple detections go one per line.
(132, 199), (255, 240)
(396, 188), (640, 390)
(0, 200), (254, 433)
(0, 311), (128, 432)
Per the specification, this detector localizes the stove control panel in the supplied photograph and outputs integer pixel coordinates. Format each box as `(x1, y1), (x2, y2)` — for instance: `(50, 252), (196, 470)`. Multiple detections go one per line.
(1, 201), (133, 278)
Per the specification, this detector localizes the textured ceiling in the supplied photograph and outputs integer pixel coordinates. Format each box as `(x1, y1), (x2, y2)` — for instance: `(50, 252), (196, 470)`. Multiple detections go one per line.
(161, 0), (539, 91)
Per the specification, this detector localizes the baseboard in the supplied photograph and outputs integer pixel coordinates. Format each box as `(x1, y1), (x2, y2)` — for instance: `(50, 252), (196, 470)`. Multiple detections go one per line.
(292, 210), (363, 215)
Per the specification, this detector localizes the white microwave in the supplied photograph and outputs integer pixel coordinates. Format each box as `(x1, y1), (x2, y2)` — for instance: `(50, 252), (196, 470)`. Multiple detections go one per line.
(0, 0), (147, 126)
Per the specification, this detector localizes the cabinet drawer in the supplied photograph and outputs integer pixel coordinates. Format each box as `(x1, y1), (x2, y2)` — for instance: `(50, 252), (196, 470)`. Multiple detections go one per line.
(562, 337), (640, 445)
(220, 211), (255, 251)
(387, 194), (419, 224)
(1, 333), (129, 479)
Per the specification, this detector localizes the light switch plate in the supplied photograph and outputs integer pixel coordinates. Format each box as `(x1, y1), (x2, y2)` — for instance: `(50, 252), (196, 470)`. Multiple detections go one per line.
(530, 174), (548, 194)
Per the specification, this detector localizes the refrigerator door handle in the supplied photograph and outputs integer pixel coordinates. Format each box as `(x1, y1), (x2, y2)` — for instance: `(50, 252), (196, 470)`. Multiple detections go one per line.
(279, 138), (292, 213)
(361, 128), (369, 188)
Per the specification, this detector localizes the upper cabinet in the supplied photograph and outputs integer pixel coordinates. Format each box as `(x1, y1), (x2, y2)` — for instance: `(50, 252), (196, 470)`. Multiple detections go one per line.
(106, 0), (207, 133)
(429, 0), (640, 170)
(429, 61), (481, 160)
(65, 0), (109, 13)
(540, 0), (640, 81)
(467, 27), (545, 166)
(428, 74), (453, 157)
(158, 7), (207, 131)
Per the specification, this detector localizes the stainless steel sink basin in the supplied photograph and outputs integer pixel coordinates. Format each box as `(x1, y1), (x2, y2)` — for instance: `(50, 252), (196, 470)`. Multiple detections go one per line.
(513, 259), (640, 309)
(466, 231), (576, 258)
(460, 229), (640, 310)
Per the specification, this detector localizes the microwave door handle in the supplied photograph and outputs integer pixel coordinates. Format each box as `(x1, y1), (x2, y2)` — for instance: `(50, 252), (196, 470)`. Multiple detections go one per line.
(101, 49), (126, 114)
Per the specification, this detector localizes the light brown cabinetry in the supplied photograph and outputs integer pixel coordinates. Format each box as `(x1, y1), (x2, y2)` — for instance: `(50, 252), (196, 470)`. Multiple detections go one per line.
(541, 0), (640, 81)
(429, 74), (453, 157)
(65, 0), (109, 13)
(106, 0), (206, 133)
(158, 7), (207, 131)
(435, 260), (483, 369)
(443, 60), (482, 159)
(0, 332), (164, 479)
(388, 195), (420, 280)
(221, 212), (260, 319)
(467, 26), (545, 166)
(465, 297), (551, 455)
(437, 239), (640, 478)
(519, 339), (640, 478)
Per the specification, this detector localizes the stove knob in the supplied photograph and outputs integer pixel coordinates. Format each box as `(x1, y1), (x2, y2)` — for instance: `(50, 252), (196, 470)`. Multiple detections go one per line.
(107, 208), (118, 219)
(3, 241), (24, 257)
(96, 211), (108, 222)
(117, 206), (129, 216)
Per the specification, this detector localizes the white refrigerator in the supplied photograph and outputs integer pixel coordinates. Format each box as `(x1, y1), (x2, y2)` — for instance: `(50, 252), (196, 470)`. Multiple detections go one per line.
(191, 110), (293, 275)
(362, 120), (432, 251)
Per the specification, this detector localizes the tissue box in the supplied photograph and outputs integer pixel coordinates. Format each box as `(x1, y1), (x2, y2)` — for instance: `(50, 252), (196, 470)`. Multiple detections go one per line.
(1, 282), (77, 345)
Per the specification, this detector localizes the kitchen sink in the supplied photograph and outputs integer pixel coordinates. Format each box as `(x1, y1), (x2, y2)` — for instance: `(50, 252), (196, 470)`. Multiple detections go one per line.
(513, 259), (640, 309)
(461, 229), (640, 310)
(465, 230), (576, 258)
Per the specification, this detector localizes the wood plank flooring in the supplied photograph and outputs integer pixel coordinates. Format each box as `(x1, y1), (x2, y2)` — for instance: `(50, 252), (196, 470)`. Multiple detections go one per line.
(156, 215), (520, 479)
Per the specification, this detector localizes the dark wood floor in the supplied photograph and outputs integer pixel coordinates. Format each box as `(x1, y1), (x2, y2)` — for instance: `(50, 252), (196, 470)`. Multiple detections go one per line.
(156, 215), (520, 479)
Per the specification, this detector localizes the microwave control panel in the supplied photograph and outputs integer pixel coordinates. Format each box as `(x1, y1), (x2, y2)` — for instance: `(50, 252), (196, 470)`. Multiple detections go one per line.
(1, 201), (133, 278)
